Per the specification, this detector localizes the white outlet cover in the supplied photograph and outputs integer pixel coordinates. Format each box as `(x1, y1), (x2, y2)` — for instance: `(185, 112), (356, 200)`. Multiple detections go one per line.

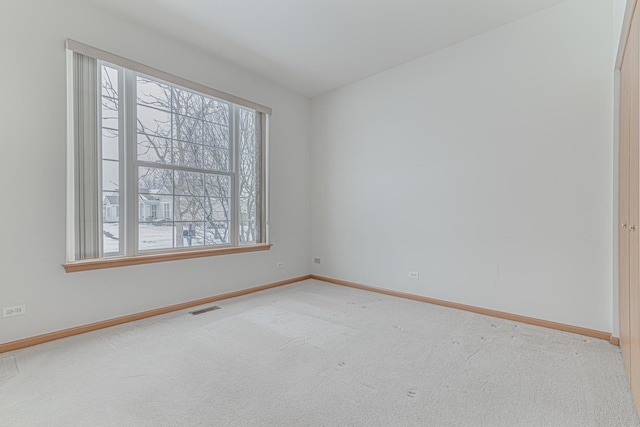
(2, 304), (26, 317)
(408, 271), (419, 279)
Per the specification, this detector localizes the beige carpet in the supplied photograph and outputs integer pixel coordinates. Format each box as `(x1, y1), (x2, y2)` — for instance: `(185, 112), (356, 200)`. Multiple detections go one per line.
(1, 279), (638, 426)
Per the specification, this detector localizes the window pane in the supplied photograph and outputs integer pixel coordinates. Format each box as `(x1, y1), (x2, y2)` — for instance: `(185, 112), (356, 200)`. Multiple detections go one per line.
(137, 134), (171, 164)
(162, 202), (172, 220)
(203, 123), (230, 171)
(102, 160), (119, 192)
(239, 153), (257, 244)
(139, 195), (161, 221)
(239, 194), (257, 243)
(239, 196), (256, 216)
(240, 108), (256, 132)
(239, 155), (257, 192)
(205, 221), (230, 245)
(203, 147), (228, 171)
(103, 192), (120, 223)
(172, 141), (204, 169)
(177, 222), (205, 247)
(101, 65), (118, 98)
(103, 222), (120, 254)
(99, 64), (121, 256)
(203, 98), (229, 125)
(238, 108), (258, 243)
(139, 167), (173, 194)
(204, 174), (230, 198)
(175, 196), (204, 222)
(240, 111), (256, 154)
(138, 222), (174, 251)
(240, 132), (256, 155)
(239, 221), (257, 244)
(174, 114), (202, 144)
(203, 122), (229, 146)
(173, 87), (203, 117)
(203, 176), (230, 244)
(204, 197), (230, 221)
(137, 104), (171, 137)
(174, 171), (204, 196)
(102, 129), (119, 161)
(137, 77), (171, 108)
(102, 191), (119, 254)
(102, 97), (119, 130)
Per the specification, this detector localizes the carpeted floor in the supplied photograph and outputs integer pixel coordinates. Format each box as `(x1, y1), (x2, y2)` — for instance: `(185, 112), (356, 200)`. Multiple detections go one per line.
(1, 279), (638, 426)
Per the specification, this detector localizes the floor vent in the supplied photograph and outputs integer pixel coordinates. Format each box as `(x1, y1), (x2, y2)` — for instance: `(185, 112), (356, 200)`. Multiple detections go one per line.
(189, 305), (221, 315)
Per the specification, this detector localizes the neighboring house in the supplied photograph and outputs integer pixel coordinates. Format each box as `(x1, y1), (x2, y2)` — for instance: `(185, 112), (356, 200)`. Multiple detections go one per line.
(139, 192), (173, 222)
(139, 187), (173, 222)
(103, 195), (119, 223)
(103, 189), (173, 223)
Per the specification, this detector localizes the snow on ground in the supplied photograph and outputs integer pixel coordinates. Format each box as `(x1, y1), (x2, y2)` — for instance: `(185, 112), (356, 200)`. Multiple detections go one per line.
(103, 223), (214, 253)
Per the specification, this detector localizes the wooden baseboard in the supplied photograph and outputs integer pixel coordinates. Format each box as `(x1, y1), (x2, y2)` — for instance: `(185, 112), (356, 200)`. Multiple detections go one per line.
(310, 275), (616, 344)
(0, 275), (311, 354)
(2, 273), (618, 354)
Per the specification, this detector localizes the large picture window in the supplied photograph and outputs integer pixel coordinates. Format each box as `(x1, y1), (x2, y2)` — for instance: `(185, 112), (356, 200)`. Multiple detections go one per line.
(66, 40), (269, 267)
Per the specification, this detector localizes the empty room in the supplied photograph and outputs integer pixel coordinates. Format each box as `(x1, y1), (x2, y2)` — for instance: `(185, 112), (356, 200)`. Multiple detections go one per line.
(2, 0), (640, 425)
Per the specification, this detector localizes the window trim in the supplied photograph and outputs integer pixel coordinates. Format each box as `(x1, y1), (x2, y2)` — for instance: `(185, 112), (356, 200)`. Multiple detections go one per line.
(66, 40), (271, 270)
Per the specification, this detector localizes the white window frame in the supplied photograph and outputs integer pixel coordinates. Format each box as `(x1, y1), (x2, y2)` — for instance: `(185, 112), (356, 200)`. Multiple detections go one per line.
(65, 40), (270, 270)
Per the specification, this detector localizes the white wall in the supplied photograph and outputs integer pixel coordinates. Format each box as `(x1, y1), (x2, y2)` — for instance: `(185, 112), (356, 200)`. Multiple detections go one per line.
(311, 0), (615, 332)
(0, 0), (311, 344)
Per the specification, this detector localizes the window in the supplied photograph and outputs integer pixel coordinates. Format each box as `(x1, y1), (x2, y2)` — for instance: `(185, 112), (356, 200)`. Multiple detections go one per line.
(66, 40), (270, 268)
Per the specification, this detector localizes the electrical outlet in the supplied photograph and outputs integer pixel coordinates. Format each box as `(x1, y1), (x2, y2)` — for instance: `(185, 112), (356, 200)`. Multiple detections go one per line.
(2, 304), (26, 318)
(276, 261), (285, 268)
(314, 257), (321, 264)
(408, 271), (419, 279)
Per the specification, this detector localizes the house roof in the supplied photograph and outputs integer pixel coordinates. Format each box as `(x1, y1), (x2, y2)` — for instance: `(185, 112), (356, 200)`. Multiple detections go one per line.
(139, 194), (160, 202)
(104, 195), (119, 205)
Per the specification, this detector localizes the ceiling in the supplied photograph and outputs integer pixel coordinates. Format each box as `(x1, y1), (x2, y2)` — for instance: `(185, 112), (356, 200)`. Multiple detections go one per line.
(87, 0), (569, 98)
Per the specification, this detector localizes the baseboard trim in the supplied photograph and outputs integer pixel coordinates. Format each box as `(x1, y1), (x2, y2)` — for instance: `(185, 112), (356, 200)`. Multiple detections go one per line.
(0, 275), (311, 354)
(310, 275), (615, 343)
(2, 274), (617, 353)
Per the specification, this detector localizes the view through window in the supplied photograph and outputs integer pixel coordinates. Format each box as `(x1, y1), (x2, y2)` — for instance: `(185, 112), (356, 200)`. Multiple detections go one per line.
(100, 63), (263, 256)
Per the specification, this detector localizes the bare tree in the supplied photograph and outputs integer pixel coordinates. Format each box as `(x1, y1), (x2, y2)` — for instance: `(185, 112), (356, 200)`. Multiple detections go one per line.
(103, 72), (258, 249)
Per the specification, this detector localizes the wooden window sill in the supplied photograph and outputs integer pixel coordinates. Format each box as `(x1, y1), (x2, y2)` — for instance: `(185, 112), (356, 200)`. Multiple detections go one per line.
(63, 244), (272, 273)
